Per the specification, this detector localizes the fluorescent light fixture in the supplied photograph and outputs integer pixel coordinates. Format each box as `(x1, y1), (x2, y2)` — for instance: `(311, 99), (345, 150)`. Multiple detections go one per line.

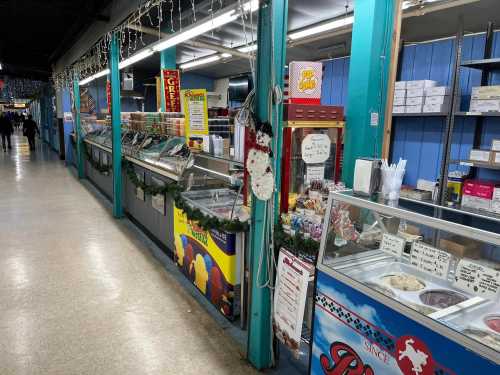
(79, 68), (110, 86)
(237, 44), (257, 53)
(288, 15), (354, 40)
(152, 0), (258, 52)
(0, 63), (3, 70)
(180, 55), (221, 70)
(119, 49), (154, 69)
(221, 53), (232, 58)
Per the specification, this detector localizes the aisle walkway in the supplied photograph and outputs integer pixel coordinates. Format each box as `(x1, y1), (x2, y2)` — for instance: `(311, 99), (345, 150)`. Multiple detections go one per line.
(0, 135), (257, 375)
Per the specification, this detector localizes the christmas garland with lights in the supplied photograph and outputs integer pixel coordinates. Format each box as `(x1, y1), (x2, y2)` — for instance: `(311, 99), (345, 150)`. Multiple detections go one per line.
(124, 160), (249, 233)
(274, 223), (320, 263)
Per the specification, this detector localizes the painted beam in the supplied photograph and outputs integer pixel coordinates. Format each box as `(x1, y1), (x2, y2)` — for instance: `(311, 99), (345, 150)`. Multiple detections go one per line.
(110, 32), (124, 218)
(73, 78), (85, 179)
(342, 0), (400, 187)
(160, 48), (176, 112)
(247, 0), (288, 370)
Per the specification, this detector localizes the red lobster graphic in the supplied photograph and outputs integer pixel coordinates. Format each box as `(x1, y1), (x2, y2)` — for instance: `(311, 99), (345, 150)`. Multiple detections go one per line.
(320, 342), (375, 375)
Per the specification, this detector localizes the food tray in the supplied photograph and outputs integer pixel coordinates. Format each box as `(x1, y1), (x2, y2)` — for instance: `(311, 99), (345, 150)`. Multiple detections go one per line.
(181, 189), (247, 222)
(343, 261), (473, 316)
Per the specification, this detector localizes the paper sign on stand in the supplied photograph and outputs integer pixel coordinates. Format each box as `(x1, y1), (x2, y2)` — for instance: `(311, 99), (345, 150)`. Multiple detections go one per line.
(454, 259), (500, 300)
(273, 249), (314, 359)
(306, 165), (325, 183)
(380, 233), (405, 258)
(410, 242), (451, 279)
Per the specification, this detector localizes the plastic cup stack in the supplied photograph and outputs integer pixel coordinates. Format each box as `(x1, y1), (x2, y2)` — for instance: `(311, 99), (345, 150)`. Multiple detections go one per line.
(381, 158), (407, 201)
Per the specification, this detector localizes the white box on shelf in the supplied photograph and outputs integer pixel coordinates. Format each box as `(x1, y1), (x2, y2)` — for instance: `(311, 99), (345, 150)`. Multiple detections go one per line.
(392, 106), (405, 114)
(469, 99), (500, 112)
(462, 195), (492, 211)
(393, 97), (405, 106)
(423, 103), (447, 113)
(426, 86), (450, 96)
(406, 80), (437, 90)
(406, 96), (425, 106)
(407, 88), (425, 98)
(425, 95), (450, 106)
(394, 90), (406, 98)
(493, 187), (500, 202)
(417, 179), (437, 192)
(471, 85), (500, 100)
(469, 149), (491, 163)
(492, 139), (500, 152)
(405, 105), (422, 113)
(395, 81), (407, 90)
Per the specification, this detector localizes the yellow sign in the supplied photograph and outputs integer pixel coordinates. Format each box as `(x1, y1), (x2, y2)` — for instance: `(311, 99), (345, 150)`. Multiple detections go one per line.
(298, 68), (318, 92)
(182, 89), (208, 138)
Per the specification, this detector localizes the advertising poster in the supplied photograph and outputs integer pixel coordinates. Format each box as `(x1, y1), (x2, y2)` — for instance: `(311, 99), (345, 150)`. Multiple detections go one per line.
(173, 206), (240, 320)
(182, 89), (208, 138)
(311, 271), (499, 375)
(106, 80), (111, 114)
(162, 69), (181, 112)
(273, 249), (314, 359)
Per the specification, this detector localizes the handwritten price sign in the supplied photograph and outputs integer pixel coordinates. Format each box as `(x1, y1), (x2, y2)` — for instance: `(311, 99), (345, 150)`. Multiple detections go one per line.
(301, 134), (331, 164)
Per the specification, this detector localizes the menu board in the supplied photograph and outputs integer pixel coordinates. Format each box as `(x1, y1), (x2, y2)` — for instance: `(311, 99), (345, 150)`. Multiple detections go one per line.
(380, 233), (405, 258)
(410, 242), (451, 280)
(273, 249), (314, 359)
(151, 176), (166, 215)
(301, 134), (331, 164)
(182, 89), (208, 137)
(454, 259), (500, 300)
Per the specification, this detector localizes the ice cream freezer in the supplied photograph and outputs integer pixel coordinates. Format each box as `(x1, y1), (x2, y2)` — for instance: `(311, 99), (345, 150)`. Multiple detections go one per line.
(310, 191), (500, 374)
(173, 188), (249, 321)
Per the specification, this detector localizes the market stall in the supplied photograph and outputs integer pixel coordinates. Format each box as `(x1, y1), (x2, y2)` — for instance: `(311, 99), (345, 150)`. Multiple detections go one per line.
(310, 190), (500, 374)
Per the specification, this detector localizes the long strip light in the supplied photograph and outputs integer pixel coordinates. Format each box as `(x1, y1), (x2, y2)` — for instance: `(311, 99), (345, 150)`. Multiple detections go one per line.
(79, 69), (110, 86)
(180, 53), (232, 70)
(288, 15), (354, 41)
(153, 0), (258, 52)
(119, 49), (154, 70)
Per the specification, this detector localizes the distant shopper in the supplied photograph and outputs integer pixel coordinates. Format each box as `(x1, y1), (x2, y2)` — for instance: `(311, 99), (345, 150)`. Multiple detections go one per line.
(23, 115), (39, 151)
(0, 112), (13, 151)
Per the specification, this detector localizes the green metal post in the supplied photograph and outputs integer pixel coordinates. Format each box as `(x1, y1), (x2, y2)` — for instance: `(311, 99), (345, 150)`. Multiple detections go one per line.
(110, 32), (124, 218)
(247, 0), (288, 369)
(160, 48), (176, 112)
(342, 0), (398, 187)
(73, 77), (85, 179)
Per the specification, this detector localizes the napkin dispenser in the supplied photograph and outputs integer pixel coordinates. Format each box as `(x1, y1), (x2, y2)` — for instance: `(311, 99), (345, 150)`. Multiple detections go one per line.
(353, 158), (381, 196)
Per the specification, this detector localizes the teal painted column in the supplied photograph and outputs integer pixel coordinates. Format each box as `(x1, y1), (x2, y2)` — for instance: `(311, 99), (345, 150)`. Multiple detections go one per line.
(247, 0), (288, 370)
(160, 48), (176, 112)
(342, 0), (399, 187)
(73, 77), (85, 179)
(110, 32), (124, 218)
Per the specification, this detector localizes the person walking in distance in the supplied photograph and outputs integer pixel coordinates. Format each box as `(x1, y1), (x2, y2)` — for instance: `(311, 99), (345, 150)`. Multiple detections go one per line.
(0, 112), (13, 151)
(23, 115), (39, 151)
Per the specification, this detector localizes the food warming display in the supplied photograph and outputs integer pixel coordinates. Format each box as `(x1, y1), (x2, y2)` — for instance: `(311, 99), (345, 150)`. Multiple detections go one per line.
(310, 191), (500, 374)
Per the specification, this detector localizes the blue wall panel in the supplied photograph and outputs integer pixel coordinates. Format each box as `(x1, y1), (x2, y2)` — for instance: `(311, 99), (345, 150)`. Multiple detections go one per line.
(321, 31), (500, 187)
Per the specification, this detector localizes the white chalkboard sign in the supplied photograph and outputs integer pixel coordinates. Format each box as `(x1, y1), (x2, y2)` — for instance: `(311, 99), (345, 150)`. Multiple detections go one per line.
(301, 134), (331, 164)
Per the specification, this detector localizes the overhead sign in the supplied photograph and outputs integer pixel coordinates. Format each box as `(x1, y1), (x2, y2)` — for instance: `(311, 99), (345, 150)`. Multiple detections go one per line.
(182, 89), (208, 137)
(163, 69), (181, 112)
(301, 133), (331, 164)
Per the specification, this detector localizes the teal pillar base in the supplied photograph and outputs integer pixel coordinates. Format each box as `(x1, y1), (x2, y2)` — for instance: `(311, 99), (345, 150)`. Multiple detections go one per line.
(342, 0), (398, 187)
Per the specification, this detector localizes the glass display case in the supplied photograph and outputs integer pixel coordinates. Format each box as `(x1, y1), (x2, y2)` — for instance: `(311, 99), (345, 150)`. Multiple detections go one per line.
(310, 190), (500, 374)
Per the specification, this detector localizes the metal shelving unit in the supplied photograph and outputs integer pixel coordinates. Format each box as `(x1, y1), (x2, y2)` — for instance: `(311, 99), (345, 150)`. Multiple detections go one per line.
(392, 112), (448, 117)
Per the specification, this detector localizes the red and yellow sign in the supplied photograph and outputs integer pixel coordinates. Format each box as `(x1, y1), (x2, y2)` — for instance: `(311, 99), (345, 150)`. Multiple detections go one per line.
(106, 80), (111, 114)
(162, 69), (181, 112)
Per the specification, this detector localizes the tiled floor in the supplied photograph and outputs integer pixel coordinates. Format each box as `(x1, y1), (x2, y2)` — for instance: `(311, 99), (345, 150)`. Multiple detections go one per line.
(0, 134), (258, 375)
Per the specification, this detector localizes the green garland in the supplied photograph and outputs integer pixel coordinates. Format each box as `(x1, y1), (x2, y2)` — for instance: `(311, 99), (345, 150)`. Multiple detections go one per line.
(84, 144), (112, 174)
(124, 160), (249, 233)
(274, 223), (319, 262)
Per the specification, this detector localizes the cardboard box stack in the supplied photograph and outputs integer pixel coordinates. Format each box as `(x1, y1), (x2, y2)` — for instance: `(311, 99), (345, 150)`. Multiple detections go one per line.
(462, 180), (500, 213)
(470, 85), (500, 113)
(393, 80), (450, 114)
(468, 138), (500, 166)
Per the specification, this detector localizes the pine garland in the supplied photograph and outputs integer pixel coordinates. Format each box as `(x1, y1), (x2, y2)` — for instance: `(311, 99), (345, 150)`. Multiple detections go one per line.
(274, 223), (320, 263)
(124, 160), (249, 233)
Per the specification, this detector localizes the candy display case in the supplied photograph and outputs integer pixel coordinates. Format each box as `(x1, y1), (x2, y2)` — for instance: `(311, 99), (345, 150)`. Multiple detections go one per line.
(310, 191), (500, 374)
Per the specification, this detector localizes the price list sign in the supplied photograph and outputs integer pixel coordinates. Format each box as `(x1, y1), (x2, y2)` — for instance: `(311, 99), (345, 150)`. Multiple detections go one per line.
(454, 259), (500, 300)
(380, 233), (405, 258)
(410, 242), (451, 280)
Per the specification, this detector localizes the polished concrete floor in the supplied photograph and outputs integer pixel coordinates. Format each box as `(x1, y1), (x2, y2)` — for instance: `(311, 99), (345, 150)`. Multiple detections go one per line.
(0, 134), (258, 375)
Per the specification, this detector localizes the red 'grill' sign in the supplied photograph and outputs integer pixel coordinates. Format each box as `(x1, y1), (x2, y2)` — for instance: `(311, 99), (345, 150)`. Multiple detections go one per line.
(163, 69), (181, 112)
(106, 80), (111, 114)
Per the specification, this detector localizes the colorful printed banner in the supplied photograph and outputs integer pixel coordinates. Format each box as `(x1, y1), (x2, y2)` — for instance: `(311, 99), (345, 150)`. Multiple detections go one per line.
(162, 69), (181, 112)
